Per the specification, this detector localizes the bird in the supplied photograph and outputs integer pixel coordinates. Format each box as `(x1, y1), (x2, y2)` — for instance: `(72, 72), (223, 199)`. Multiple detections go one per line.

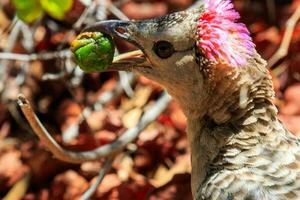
(83, 0), (300, 199)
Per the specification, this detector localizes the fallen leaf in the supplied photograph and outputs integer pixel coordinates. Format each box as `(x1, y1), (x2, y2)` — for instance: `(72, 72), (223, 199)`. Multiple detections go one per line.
(95, 130), (117, 145)
(138, 122), (160, 142)
(122, 108), (143, 128)
(281, 83), (300, 115)
(56, 100), (82, 132)
(3, 173), (30, 200)
(151, 155), (190, 187)
(132, 86), (153, 108)
(121, 86), (152, 110)
(148, 173), (192, 200)
(117, 154), (134, 181)
(0, 150), (29, 190)
(51, 170), (88, 200)
(86, 110), (107, 132)
(80, 161), (101, 178)
(95, 173), (121, 195)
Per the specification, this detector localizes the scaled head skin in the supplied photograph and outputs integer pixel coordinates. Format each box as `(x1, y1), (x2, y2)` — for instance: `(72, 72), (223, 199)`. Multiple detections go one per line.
(84, 0), (271, 120)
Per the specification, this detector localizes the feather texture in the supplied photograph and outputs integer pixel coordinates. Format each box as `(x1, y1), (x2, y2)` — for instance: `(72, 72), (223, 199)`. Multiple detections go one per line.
(190, 53), (300, 199)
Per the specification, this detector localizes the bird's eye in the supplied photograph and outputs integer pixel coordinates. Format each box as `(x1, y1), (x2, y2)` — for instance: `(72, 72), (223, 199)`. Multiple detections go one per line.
(153, 41), (175, 59)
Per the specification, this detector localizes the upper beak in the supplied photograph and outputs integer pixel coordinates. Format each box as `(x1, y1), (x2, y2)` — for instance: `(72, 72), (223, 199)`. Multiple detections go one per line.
(82, 20), (150, 72)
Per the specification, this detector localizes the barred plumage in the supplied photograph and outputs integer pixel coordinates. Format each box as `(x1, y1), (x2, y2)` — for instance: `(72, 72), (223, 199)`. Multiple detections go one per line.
(192, 53), (300, 200)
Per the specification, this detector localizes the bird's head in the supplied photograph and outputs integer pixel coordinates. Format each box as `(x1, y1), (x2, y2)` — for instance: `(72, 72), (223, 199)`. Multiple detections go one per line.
(83, 9), (200, 85)
(83, 0), (272, 121)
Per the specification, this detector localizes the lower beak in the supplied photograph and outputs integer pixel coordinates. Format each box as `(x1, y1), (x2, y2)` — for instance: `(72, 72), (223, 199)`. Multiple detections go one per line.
(82, 20), (151, 72)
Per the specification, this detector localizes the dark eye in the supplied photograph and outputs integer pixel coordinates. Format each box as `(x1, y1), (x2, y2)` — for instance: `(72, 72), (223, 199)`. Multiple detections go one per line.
(153, 41), (175, 59)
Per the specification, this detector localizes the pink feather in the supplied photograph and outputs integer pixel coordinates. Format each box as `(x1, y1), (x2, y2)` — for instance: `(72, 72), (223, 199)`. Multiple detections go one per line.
(197, 0), (255, 67)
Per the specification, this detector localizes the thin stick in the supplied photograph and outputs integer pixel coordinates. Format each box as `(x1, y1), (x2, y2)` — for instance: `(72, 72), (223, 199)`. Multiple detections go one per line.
(0, 50), (71, 62)
(0, 19), (22, 92)
(268, 5), (300, 68)
(108, 4), (129, 20)
(17, 92), (171, 163)
(79, 156), (114, 200)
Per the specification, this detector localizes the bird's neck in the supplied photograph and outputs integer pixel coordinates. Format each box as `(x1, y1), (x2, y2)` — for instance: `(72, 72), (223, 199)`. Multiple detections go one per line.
(186, 97), (279, 195)
(179, 56), (279, 195)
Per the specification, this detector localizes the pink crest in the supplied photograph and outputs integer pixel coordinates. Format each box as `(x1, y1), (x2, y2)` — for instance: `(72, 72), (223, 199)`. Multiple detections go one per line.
(196, 0), (255, 67)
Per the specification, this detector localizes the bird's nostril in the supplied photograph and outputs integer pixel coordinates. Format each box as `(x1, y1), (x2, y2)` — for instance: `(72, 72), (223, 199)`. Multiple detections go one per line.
(115, 26), (126, 34)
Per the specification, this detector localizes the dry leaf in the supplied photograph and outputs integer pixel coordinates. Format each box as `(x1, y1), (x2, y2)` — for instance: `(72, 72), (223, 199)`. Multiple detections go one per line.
(0, 150), (29, 190)
(122, 108), (143, 128)
(95, 173), (121, 195)
(151, 155), (191, 187)
(121, 86), (153, 110)
(51, 170), (88, 200)
(117, 155), (134, 181)
(3, 173), (30, 200)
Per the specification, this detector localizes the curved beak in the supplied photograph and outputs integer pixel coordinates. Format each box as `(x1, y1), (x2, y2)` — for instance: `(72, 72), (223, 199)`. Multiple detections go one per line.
(82, 20), (151, 72)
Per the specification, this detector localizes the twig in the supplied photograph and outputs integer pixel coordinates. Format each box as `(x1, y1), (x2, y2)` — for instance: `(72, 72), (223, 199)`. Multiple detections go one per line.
(267, 5), (300, 68)
(20, 22), (34, 52)
(96, 0), (109, 21)
(113, 0), (131, 7)
(119, 71), (134, 97)
(73, 1), (97, 29)
(0, 16), (18, 38)
(42, 71), (68, 81)
(4, 19), (22, 51)
(0, 50), (71, 62)
(116, 46), (134, 97)
(79, 156), (114, 200)
(0, 19), (22, 92)
(108, 4), (129, 20)
(17, 92), (171, 163)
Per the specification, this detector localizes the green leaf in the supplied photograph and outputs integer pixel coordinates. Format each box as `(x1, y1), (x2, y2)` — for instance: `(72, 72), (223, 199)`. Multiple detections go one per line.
(71, 32), (115, 73)
(12, 0), (43, 23)
(40, 0), (73, 20)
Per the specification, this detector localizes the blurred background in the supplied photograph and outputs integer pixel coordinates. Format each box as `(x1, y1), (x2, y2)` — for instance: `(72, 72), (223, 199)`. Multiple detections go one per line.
(0, 0), (300, 199)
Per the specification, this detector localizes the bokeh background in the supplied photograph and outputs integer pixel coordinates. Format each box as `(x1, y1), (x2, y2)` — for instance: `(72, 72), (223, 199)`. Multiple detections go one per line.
(0, 0), (300, 199)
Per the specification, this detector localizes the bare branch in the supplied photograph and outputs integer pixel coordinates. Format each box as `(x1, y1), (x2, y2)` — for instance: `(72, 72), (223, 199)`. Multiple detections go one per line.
(17, 92), (171, 163)
(79, 156), (114, 200)
(74, 1), (97, 29)
(268, 5), (300, 68)
(0, 18), (22, 92)
(0, 50), (71, 62)
(108, 4), (129, 20)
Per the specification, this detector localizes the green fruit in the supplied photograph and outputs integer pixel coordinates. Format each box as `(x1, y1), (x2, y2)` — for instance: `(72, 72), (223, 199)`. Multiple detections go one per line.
(71, 32), (115, 73)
